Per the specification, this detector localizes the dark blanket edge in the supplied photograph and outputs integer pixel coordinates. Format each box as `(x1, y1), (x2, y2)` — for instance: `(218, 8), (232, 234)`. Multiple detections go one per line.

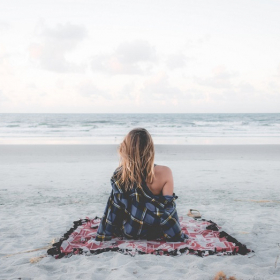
(47, 217), (252, 259)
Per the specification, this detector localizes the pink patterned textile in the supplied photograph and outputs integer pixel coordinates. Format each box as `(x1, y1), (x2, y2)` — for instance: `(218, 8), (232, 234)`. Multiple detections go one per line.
(47, 216), (251, 258)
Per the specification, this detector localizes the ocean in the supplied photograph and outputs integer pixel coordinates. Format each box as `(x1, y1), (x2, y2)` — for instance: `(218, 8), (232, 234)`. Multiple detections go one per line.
(0, 113), (279, 144)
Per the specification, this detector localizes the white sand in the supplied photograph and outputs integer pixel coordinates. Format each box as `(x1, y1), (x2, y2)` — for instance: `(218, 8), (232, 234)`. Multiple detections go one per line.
(0, 145), (280, 280)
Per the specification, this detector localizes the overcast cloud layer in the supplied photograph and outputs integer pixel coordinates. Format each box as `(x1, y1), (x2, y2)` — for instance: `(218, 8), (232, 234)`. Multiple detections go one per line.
(0, 0), (280, 113)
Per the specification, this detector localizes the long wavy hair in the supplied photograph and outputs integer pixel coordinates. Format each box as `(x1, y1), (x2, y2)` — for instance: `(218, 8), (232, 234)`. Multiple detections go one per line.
(114, 128), (155, 191)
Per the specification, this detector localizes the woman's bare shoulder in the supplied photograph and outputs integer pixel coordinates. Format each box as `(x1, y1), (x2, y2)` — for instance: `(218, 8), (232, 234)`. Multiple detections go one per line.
(154, 165), (173, 182)
(154, 165), (173, 195)
(154, 164), (172, 174)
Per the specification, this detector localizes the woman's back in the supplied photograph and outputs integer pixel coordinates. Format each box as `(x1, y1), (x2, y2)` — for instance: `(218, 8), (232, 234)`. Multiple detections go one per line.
(95, 128), (187, 242)
(95, 168), (186, 242)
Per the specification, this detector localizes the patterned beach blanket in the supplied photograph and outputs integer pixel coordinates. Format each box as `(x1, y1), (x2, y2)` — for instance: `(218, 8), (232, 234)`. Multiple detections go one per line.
(47, 216), (251, 258)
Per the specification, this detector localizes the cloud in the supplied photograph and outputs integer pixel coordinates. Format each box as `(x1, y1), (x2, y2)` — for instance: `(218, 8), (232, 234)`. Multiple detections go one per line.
(0, 89), (6, 102)
(91, 40), (157, 75)
(116, 83), (136, 99)
(91, 54), (142, 75)
(268, 81), (280, 94)
(0, 20), (11, 31)
(235, 82), (267, 99)
(194, 65), (238, 89)
(26, 83), (37, 89)
(77, 80), (109, 99)
(187, 89), (207, 100)
(116, 40), (157, 64)
(0, 52), (14, 76)
(184, 34), (211, 50)
(29, 22), (87, 73)
(208, 81), (264, 101)
(165, 53), (187, 70)
(237, 82), (257, 94)
(42, 23), (87, 42)
(141, 73), (184, 100)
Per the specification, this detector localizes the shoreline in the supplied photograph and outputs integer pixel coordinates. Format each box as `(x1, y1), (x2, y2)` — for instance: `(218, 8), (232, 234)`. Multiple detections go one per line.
(1, 136), (280, 145)
(1, 144), (280, 163)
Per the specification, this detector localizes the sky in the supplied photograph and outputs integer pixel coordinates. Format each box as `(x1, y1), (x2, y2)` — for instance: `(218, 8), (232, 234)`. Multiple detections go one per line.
(0, 0), (280, 113)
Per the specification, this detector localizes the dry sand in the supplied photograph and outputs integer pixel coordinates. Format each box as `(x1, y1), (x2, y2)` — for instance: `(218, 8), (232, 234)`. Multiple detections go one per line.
(0, 145), (280, 279)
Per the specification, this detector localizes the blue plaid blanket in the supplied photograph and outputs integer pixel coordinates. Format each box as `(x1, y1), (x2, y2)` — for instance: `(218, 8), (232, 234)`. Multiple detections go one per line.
(95, 171), (188, 242)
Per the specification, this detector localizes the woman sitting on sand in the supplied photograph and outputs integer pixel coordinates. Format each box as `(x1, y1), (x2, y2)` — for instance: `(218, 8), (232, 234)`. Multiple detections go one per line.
(95, 128), (188, 242)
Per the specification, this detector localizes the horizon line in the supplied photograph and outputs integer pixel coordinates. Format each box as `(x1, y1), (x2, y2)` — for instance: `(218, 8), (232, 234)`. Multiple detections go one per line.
(0, 112), (279, 114)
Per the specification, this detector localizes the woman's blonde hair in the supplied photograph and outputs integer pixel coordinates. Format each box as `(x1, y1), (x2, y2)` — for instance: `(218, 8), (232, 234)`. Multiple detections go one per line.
(115, 128), (155, 191)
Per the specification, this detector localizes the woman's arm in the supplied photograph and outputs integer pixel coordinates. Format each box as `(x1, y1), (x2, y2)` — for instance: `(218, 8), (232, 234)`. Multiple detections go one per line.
(161, 166), (174, 196)
(159, 168), (188, 241)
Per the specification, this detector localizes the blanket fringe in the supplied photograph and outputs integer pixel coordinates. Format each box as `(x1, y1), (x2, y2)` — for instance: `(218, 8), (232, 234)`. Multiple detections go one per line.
(47, 217), (251, 259)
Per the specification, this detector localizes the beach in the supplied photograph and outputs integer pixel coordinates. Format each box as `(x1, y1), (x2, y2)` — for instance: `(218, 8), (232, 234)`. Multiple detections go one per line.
(2, 0), (280, 276)
(0, 144), (280, 279)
